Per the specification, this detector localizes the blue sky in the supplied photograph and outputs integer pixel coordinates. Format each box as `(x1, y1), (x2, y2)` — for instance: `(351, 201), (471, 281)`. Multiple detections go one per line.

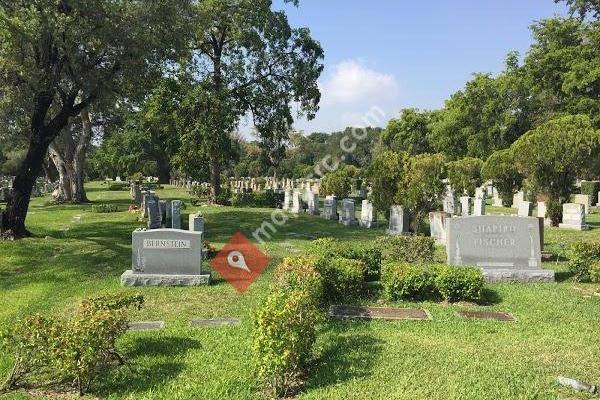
(263, 0), (568, 134)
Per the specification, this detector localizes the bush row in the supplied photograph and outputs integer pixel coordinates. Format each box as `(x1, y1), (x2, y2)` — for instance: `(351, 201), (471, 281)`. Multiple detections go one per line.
(1, 293), (143, 395)
(230, 190), (284, 209)
(381, 262), (485, 302)
(91, 204), (119, 213)
(568, 241), (600, 282)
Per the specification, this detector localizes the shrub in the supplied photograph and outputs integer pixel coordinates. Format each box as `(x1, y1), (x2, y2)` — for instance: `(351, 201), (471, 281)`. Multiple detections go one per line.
(91, 204), (119, 213)
(580, 180), (600, 206)
(568, 241), (600, 282)
(230, 191), (283, 208)
(274, 256), (324, 303)
(107, 182), (128, 191)
(215, 188), (232, 206)
(0, 293), (143, 395)
(316, 257), (366, 302)
(252, 289), (321, 398)
(589, 260), (600, 283)
(381, 262), (435, 301)
(375, 235), (435, 263)
(434, 265), (485, 302)
(309, 238), (382, 281)
(320, 165), (357, 198)
(482, 149), (523, 207)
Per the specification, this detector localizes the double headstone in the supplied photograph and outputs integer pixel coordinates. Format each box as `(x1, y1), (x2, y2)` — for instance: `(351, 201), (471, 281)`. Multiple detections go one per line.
(559, 203), (589, 230)
(121, 228), (210, 286)
(386, 205), (409, 235)
(446, 215), (553, 282)
(359, 200), (377, 228)
(339, 199), (357, 226)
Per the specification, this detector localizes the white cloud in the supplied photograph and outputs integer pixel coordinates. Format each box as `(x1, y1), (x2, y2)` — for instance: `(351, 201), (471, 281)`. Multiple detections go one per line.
(320, 60), (399, 105)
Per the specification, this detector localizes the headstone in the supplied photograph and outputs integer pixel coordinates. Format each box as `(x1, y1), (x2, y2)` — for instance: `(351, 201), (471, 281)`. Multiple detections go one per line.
(159, 200), (167, 227)
(359, 200), (377, 228)
(475, 187), (486, 200)
(473, 197), (486, 216)
(307, 192), (320, 215)
(131, 183), (142, 204)
(537, 201), (551, 226)
(386, 205), (410, 235)
(323, 196), (338, 221)
(121, 228), (210, 286)
(146, 196), (161, 229)
(517, 201), (533, 217)
(493, 191), (503, 207)
(189, 213), (205, 234)
(171, 200), (182, 229)
(460, 196), (472, 216)
(165, 200), (172, 228)
(291, 191), (302, 213)
(559, 203), (589, 230)
(283, 189), (292, 211)
(512, 191), (524, 208)
(429, 211), (450, 244)
(442, 187), (456, 215)
(573, 194), (591, 215)
(446, 215), (554, 282)
(339, 199), (357, 226)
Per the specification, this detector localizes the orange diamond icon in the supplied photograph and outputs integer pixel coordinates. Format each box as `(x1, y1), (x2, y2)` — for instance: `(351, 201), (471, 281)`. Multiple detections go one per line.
(210, 231), (271, 293)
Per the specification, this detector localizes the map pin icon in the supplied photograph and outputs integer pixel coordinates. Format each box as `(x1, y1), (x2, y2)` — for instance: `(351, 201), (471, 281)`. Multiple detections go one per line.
(227, 250), (251, 272)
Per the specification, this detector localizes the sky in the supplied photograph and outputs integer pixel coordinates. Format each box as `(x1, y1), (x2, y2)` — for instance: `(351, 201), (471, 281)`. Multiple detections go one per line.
(244, 0), (569, 136)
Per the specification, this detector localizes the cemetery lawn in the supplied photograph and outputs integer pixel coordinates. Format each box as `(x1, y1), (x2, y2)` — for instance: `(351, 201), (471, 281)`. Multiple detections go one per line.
(1, 182), (600, 400)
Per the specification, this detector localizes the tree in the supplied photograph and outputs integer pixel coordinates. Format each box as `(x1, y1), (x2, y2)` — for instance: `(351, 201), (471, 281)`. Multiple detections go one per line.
(0, 0), (192, 238)
(320, 165), (357, 199)
(366, 150), (406, 215)
(396, 153), (447, 233)
(482, 149), (523, 207)
(180, 0), (323, 201)
(446, 157), (484, 197)
(511, 114), (600, 223)
(556, 0), (600, 19)
(380, 108), (433, 155)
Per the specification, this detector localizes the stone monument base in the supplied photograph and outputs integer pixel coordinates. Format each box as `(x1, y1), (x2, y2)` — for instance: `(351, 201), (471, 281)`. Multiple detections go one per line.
(558, 223), (590, 231)
(359, 220), (377, 228)
(121, 270), (211, 286)
(480, 268), (555, 283)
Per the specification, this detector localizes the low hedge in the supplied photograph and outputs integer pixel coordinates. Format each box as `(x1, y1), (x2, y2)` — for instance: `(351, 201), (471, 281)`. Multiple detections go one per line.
(274, 256), (324, 303)
(568, 241), (600, 282)
(230, 190), (284, 209)
(309, 238), (382, 281)
(381, 263), (485, 302)
(375, 235), (435, 264)
(91, 204), (119, 213)
(580, 180), (600, 206)
(0, 293), (143, 395)
(316, 256), (366, 302)
(107, 182), (128, 191)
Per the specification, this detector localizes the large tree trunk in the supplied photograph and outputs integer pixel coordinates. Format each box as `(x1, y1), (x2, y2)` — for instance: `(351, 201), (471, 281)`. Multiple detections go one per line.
(48, 109), (92, 203)
(2, 132), (51, 238)
(210, 160), (221, 203)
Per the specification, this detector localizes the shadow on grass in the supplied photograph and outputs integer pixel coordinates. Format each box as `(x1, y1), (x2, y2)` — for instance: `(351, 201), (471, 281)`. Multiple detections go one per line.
(555, 270), (574, 283)
(480, 288), (502, 305)
(308, 324), (384, 390)
(95, 336), (201, 397)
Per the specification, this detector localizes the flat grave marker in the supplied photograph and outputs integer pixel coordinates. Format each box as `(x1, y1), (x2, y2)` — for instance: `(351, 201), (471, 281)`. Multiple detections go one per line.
(456, 310), (515, 322)
(329, 305), (431, 321)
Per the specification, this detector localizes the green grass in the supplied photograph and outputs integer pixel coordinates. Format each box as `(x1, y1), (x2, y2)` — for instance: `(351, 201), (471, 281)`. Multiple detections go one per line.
(1, 181), (599, 399)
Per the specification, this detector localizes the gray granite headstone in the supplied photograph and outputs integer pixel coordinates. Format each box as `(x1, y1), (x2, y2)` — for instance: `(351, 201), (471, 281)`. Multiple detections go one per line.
(323, 196), (338, 221)
(121, 228), (209, 286)
(339, 199), (357, 225)
(171, 200), (182, 229)
(159, 200), (167, 227)
(446, 215), (553, 282)
(189, 213), (204, 233)
(559, 203), (589, 230)
(386, 205), (410, 235)
(460, 196), (472, 216)
(147, 197), (162, 229)
(359, 199), (377, 228)
(307, 192), (320, 215)
(442, 187), (456, 215)
(132, 183), (142, 204)
(165, 200), (172, 228)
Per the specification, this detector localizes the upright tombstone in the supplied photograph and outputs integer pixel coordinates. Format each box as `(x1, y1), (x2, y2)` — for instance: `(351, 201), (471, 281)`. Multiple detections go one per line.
(132, 183), (142, 204)
(442, 187), (456, 215)
(171, 200), (182, 229)
(429, 211), (450, 244)
(121, 228), (210, 286)
(307, 192), (320, 215)
(158, 200), (167, 227)
(283, 189), (292, 211)
(323, 196), (338, 221)
(536, 201), (551, 226)
(359, 199), (377, 228)
(147, 197), (162, 229)
(512, 191), (524, 209)
(475, 187), (486, 200)
(473, 197), (486, 216)
(338, 199), (357, 226)
(165, 200), (173, 228)
(291, 191), (302, 213)
(493, 191), (504, 207)
(517, 201), (533, 217)
(189, 213), (205, 234)
(446, 215), (554, 282)
(386, 205), (410, 235)
(559, 203), (590, 230)
(573, 194), (591, 215)
(460, 196), (472, 216)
